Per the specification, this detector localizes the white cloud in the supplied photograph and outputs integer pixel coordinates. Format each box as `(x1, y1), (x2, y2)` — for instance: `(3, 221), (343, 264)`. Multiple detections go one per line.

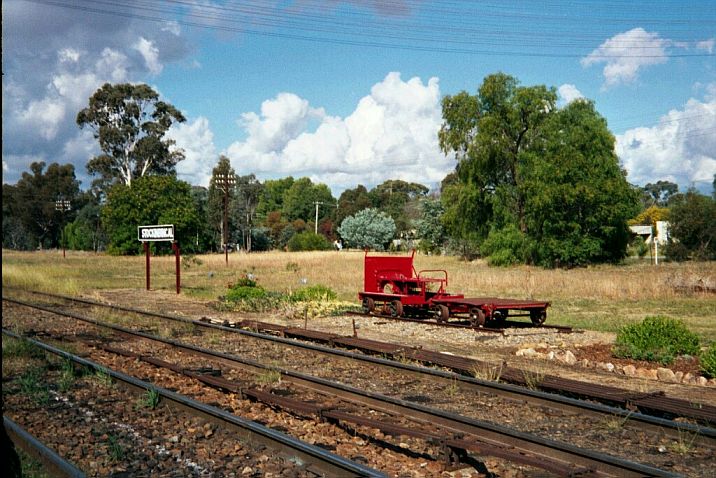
(58, 48), (81, 63)
(168, 117), (217, 187)
(18, 97), (66, 140)
(696, 38), (715, 54)
(581, 28), (669, 88)
(557, 84), (584, 105)
(224, 72), (451, 194)
(616, 87), (716, 190)
(134, 37), (163, 75)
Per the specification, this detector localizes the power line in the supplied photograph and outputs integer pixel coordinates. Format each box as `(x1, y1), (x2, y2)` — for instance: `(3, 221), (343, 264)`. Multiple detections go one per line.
(25, 0), (716, 59)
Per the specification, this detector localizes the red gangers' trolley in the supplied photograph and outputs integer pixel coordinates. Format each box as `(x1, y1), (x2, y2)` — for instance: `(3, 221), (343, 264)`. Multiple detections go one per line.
(357, 250), (550, 327)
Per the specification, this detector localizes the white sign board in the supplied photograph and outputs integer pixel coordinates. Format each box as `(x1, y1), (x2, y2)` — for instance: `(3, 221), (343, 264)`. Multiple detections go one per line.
(138, 224), (175, 242)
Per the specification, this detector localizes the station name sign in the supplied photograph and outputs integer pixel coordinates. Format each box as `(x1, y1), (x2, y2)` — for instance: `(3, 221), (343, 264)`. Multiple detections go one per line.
(138, 224), (174, 242)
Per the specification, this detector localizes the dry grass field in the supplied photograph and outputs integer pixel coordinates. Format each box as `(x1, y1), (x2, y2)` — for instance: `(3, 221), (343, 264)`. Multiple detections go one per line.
(3, 249), (715, 340)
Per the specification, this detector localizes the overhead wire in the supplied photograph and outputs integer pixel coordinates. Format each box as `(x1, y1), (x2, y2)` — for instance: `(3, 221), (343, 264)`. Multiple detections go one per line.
(24, 0), (716, 58)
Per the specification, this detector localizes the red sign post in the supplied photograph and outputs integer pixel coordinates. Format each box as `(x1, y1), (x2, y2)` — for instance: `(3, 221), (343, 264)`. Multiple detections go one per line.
(138, 225), (180, 294)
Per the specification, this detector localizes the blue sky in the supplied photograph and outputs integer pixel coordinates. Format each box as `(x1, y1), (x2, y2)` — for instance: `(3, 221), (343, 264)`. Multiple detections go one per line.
(3, 0), (715, 195)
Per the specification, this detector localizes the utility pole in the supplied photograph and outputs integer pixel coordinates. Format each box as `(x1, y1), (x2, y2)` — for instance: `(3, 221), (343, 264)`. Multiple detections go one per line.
(215, 173), (236, 265)
(55, 198), (71, 258)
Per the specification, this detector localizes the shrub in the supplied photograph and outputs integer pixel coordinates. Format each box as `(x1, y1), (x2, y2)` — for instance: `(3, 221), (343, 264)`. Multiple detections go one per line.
(290, 285), (338, 302)
(701, 343), (716, 379)
(287, 232), (332, 252)
(613, 316), (700, 365)
(225, 285), (267, 302)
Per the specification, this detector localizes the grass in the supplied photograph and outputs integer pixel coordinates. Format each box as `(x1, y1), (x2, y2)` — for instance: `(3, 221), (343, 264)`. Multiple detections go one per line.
(2, 249), (714, 339)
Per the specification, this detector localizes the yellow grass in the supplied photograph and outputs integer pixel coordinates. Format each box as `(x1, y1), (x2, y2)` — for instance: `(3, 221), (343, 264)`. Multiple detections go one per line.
(2, 249), (715, 339)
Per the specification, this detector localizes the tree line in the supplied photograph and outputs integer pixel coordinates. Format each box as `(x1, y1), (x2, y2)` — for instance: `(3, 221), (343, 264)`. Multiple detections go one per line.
(3, 77), (714, 264)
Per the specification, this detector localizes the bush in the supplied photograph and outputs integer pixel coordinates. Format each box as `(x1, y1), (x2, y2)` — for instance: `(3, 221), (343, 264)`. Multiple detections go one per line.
(613, 316), (700, 365)
(701, 343), (716, 378)
(290, 285), (338, 302)
(225, 285), (267, 302)
(287, 232), (332, 252)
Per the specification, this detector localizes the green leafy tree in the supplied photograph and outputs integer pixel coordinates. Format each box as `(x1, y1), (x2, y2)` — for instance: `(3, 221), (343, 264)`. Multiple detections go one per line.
(338, 208), (396, 250)
(77, 83), (185, 192)
(101, 176), (200, 255)
(286, 232), (332, 251)
(643, 180), (679, 207)
(416, 197), (446, 254)
(336, 185), (372, 229)
(3, 162), (80, 249)
(369, 180), (428, 234)
(666, 190), (716, 260)
(257, 177), (295, 217)
(440, 73), (556, 234)
(520, 99), (639, 266)
(281, 177), (335, 225)
(64, 192), (106, 251)
(233, 174), (264, 252)
(438, 73), (637, 267)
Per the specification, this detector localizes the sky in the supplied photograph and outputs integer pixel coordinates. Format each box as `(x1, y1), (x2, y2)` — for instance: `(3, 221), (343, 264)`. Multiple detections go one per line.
(3, 0), (715, 197)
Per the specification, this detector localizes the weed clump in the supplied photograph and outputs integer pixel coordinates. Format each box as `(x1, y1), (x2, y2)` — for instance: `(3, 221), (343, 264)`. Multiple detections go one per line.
(701, 343), (716, 378)
(224, 275), (284, 312)
(612, 316), (700, 365)
(290, 285), (338, 302)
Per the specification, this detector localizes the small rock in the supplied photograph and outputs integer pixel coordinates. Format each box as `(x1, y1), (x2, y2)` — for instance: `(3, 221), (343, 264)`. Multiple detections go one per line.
(580, 359), (591, 367)
(546, 351), (556, 360)
(242, 466), (253, 475)
(674, 371), (684, 383)
(598, 362), (615, 373)
(656, 367), (676, 382)
(698, 376), (708, 386)
(623, 365), (637, 376)
(516, 347), (535, 357)
(563, 350), (577, 365)
(683, 372), (694, 384)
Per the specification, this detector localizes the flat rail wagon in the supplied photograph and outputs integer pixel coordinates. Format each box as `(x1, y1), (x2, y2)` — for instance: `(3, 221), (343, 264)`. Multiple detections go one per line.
(358, 251), (550, 327)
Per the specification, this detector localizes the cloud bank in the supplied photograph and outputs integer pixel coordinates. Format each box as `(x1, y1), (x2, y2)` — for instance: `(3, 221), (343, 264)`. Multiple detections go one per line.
(616, 85), (716, 190)
(224, 72), (452, 193)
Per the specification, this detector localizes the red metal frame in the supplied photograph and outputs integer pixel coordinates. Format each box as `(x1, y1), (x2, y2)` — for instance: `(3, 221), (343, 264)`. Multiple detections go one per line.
(358, 251), (550, 326)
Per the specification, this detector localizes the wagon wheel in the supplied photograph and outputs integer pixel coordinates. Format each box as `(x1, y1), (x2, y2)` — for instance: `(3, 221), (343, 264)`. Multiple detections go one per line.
(530, 309), (547, 326)
(390, 300), (404, 318)
(361, 297), (375, 314)
(435, 304), (450, 323)
(492, 309), (507, 324)
(469, 308), (486, 327)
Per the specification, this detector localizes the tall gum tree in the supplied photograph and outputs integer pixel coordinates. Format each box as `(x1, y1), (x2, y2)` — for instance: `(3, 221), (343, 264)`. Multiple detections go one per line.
(77, 83), (186, 191)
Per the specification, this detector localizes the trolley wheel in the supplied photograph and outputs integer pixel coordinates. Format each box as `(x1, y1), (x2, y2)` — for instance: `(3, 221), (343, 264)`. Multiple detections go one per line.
(492, 309), (507, 324)
(530, 309), (547, 326)
(361, 297), (375, 314)
(436, 304), (450, 323)
(390, 300), (404, 318)
(470, 308), (486, 327)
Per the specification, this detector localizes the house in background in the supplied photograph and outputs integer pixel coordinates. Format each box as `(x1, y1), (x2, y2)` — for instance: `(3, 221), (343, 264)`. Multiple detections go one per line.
(629, 221), (670, 245)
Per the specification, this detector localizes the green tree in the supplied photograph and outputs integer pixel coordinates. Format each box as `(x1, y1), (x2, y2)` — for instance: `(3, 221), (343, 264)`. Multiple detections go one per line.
(642, 180), (679, 207)
(520, 99), (639, 266)
(287, 232), (332, 251)
(233, 174), (264, 252)
(101, 176), (200, 254)
(369, 180), (428, 234)
(64, 192), (106, 251)
(438, 73), (637, 267)
(338, 208), (396, 250)
(257, 177), (294, 217)
(3, 162), (80, 249)
(666, 190), (716, 260)
(416, 197), (446, 254)
(77, 83), (185, 192)
(440, 73), (557, 234)
(336, 185), (372, 229)
(281, 177), (335, 225)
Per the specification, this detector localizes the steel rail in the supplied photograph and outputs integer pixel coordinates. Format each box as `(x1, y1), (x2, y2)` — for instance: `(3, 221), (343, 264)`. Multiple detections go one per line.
(4, 416), (86, 478)
(1, 329), (385, 478)
(5, 294), (715, 444)
(3, 303), (695, 477)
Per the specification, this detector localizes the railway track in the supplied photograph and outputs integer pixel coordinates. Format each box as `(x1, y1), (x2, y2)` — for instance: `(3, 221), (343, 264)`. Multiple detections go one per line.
(3, 330), (384, 477)
(6, 289), (713, 427)
(4, 293), (715, 476)
(3, 313), (688, 477)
